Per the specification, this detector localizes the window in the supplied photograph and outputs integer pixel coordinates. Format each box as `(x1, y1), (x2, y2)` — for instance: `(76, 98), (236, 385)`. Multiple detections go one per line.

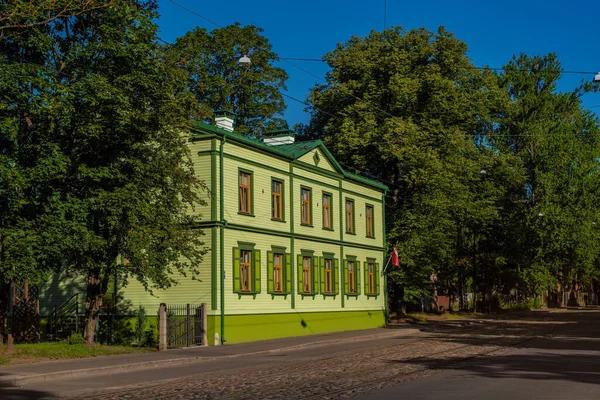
(239, 171), (252, 214)
(240, 250), (252, 292)
(233, 245), (261, 294)
(367, 263), (375, 295)
(301, 188), (311, 225)
(323, 193), (332, 230)
(298, 253), (317, 295)
(344, 258), (360, 296)
(273, 253), (283, 292)
(324, 259), (333, 294)
(272, 180), (283, 221)
(303, 257), (312, 293)
(319, 255), (338, 296)
(345, 199), (355, 234)
(347, 261), (356, 294)
(366, 205), (374, 237)
(268, 249), (291, 295)
(364, 260), (380, 296)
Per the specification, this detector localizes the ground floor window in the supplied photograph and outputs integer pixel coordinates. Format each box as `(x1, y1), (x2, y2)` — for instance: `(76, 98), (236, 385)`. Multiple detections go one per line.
(233, 245), (261, 294)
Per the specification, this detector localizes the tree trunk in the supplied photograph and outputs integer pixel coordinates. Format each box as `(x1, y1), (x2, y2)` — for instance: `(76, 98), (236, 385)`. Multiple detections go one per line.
(0, 282), (10, 341)
(84, 267), (110, 345)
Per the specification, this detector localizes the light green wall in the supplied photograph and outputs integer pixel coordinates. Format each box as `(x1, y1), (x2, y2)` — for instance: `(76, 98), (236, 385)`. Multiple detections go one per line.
(297, 148), (338, 174)
(121, 232), (213, 312)
(207, 309), (385, 345)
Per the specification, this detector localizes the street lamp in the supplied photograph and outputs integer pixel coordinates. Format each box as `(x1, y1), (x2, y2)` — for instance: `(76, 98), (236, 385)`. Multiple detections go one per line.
(238, 55), (251, 66)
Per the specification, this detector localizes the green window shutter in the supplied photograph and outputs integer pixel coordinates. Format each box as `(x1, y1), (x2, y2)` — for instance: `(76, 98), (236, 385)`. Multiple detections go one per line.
(233, 247), (241, 293)
(356, 261), (361, 295)
(285, 253), (292, 294)
(297, 254), (304, 294)
(312, 256), (318, 295)
(334, 258), (340, 295)
(375, 263), (380, 295)
(267, 251), (274, 294)
(343, 260), (349, 295)
(364, 262), (369, 294)
(254, 250), (261, 293)
(319, 257), (325, 294)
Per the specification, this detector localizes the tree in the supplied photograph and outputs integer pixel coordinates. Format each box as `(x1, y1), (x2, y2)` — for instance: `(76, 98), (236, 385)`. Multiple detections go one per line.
(1, 0), (207, 343)
(0, 1), (114, 38)
(305, 26), (523, 310)
(164, 23), (288, 136)
(496, 54), (600, 304)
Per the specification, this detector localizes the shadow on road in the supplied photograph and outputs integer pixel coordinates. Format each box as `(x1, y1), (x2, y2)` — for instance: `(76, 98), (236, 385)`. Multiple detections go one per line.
(385, 308), (600, 386)
(0, 376), (53, 400)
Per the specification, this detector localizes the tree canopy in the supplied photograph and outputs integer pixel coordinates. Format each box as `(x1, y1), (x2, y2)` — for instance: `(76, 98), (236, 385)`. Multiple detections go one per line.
(1, 0), (207, 343)
(164, 23), (289, 136)
(305, 26), (600, 310)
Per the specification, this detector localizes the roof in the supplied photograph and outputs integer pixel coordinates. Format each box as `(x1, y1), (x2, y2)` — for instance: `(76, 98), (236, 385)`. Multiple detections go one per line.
(190, 122), (388, 192)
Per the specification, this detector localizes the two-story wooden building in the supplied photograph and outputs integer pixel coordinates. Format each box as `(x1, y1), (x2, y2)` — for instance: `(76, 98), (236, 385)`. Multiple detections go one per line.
(40, 112), (389, 345)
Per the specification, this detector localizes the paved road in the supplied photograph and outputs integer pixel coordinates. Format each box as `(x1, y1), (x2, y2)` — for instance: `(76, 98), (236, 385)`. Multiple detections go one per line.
(358, 310), (600, 400)
(5, 309), (600, 399)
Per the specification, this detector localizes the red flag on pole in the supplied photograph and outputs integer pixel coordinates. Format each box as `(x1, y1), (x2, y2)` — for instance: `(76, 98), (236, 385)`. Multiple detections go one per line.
(391, 244), (400, 268)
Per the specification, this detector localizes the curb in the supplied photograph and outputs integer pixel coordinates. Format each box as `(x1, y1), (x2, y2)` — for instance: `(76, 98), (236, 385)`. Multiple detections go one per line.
(0, 329), (420, 386)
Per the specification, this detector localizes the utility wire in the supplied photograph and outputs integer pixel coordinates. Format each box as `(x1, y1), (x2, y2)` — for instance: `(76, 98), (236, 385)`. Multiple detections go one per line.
(168, 0), (395, 118)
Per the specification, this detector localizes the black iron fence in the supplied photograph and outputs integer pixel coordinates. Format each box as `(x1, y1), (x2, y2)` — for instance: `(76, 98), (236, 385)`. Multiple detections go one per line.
(166, 304), (205, 348)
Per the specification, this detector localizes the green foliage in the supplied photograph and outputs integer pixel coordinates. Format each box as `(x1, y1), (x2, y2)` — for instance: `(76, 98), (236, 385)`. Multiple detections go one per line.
(306, 26), (600, 311)
(164, 23), (288, 137)
(1, 0), (208, 343)
(62, 332), (85, 345)
(135, 306), (148, 346)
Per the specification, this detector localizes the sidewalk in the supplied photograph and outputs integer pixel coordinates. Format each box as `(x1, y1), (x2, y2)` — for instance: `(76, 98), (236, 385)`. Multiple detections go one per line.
(0, 325), (420, 386)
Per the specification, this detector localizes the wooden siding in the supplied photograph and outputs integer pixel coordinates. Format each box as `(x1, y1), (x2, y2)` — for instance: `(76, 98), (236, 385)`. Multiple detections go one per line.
(297, 148), (339, 174)
(122, 233), (213, 312)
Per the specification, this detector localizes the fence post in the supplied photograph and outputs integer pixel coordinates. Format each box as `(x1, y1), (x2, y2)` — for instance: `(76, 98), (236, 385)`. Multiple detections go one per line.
(159, 303), (167, 351)
(186, 303), (191, 348)
(201, 303), (207, 346)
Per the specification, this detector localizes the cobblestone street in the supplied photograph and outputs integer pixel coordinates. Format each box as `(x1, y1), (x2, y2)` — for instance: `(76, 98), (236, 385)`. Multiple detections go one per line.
(62, 310), (586, 400)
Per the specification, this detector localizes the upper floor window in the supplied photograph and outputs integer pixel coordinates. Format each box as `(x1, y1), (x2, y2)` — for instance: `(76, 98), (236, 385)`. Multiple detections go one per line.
(366, 205), (374, 237)
(323, 193), (332, 230)
(345, 199), (354, 234)
(272, 180), (283, 221)
(239, 171), (252, 214)
(301, 188), (311, 226)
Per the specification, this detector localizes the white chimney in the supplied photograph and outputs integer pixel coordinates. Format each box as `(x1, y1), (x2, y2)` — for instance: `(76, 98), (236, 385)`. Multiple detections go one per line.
(214, 110), (235, 132)
(263, 129), (295, 146)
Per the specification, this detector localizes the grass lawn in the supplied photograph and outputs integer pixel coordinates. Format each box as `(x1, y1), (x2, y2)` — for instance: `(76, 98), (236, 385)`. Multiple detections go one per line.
(0, 342), (151, 365)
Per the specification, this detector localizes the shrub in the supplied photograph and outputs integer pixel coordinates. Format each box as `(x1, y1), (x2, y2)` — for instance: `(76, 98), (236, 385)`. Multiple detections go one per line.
(63, 332), (85, 345)
(135, 306), (148, 346)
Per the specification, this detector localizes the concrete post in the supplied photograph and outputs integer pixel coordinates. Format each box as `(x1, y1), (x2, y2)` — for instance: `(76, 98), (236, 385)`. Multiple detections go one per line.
(159, 303), (167, 351)
(201, 303), (207, 346)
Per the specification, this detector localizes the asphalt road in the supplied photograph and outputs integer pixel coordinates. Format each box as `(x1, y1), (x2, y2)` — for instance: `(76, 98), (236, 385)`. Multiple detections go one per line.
(5, 309), (600, 400)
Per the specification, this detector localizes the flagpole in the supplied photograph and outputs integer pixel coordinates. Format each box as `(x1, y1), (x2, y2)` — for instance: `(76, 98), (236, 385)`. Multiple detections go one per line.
(381, 254), (392, 276)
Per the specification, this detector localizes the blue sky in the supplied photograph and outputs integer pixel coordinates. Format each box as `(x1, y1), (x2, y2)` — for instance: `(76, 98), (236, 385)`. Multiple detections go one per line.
(156, 0), (600, 127)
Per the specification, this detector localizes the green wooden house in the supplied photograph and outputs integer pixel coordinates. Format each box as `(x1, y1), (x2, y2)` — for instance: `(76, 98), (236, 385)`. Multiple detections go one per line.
(39, 111), (389, 345)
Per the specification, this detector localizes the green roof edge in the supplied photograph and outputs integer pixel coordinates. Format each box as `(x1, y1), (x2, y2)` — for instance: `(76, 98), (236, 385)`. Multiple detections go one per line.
(190, 122), (388, 191)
